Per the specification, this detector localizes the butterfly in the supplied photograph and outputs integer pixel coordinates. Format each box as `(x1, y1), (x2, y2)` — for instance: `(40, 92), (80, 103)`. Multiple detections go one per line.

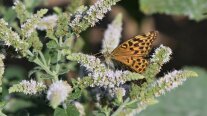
(108, 31), (158, 73)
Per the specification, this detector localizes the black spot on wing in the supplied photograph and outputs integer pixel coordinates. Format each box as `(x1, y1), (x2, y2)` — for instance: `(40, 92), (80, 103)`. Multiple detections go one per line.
(128, 41), (133, 46)
(134, 50), (138, 54)
(130, 48), (134, 51)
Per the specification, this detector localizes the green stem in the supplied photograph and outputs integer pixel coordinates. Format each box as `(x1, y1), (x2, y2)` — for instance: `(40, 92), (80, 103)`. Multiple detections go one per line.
(111, 98), (130, 116)
(26, 47), (58, 81)
(33, 58), (57, 79)
(125, 99), (138, 106)
(38, 51), (47, 66)
(55, 37), (62, 73)
(26, 50), (34, 57)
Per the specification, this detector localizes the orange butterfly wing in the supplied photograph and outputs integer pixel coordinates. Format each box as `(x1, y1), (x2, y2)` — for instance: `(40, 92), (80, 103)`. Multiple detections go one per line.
(110, 31), (158, 73)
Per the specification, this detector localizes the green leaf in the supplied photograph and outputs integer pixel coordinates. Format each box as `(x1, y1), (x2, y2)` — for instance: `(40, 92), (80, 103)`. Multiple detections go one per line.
(55, 13), (69, 37)
(92, 111), (106, 116)
(54, 105), (80, 116)
(4, 65), (26, 80)
(53, 7), (63, 15)
(54, 107), (67, 116)
(47, 40), (58, 49)
(68, 88), (82, 100)
(140, 0), (207, 21)
(4, 98), (35, 113)
(58, 62), (77, 75)
(23, 0), (42, 11)
(66, 104), (80, 116)
(3, 8), (16, 23)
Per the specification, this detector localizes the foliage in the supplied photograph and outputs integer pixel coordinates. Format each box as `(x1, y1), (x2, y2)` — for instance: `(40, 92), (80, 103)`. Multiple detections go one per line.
(140, 0), (207, 21)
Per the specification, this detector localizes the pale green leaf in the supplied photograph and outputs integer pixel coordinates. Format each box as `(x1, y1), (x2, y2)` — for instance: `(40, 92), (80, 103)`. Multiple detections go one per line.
(140, 0), (207, 21)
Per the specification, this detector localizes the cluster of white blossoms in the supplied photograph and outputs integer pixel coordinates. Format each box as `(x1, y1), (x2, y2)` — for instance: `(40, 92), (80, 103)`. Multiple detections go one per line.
(36, 15), (58, 30)
(47, 80), (73, 108)
(154, 70), (191, 97)
(101, 14), (123, 54)
(68, 53), (144, 88)
(21, 80), (46, 94)
(70, 0), (121, 33)
(0, 19), (29, 52)
(20, 9), (48, 38)
(151, 44), (172, 64)
(8, 80), (46, 95)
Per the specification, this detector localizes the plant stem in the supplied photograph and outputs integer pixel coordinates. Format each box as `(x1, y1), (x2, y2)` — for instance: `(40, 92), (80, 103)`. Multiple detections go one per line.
(33, 58), (57, 79)
(111, 98), (130, 116)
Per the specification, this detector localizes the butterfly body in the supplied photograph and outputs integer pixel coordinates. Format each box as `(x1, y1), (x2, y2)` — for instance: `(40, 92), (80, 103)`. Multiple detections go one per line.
(109, 31), (158, 73)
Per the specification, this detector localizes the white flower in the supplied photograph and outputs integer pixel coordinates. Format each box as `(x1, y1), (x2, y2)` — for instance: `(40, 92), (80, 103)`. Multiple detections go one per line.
(0, 19), (29, 52)
(70, 0), (121, 33)
(101, 14), (123, 54)
(151, 45), (172, 63)
(68, 53), (143, 88)
(36, 15), (58, 30)
(115, 87), (126, 97)
(20, 80), (46, 95)
(154, 70), (188, 97)
(47, 80), (73, 108)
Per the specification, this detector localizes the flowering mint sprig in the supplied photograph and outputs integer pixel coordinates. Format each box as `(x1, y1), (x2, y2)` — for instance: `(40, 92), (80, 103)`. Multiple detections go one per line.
(67, 53), (144, 88)
(129, 45), (172, 100)
(9, 80), (46, 95)
(0, 19), (29, 56)
(128, 70), (197, 115)
(101, 13), (123, 54)
(110, 44), (197, 116)
(151, 70), (197, 97)
(47, 80), (73, 108)
(21, 9), (48, 38)
(70, 0), (121, 34)
(144, 45), (172, 83)
(112, 70), (197, 116)
(13, 0), (31, 24)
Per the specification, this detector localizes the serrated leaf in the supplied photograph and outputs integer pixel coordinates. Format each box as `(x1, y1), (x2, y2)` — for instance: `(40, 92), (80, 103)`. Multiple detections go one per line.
(66, 104), (80, 116)
(140, 0), (207, 21)
(47, 40), (58, 49)
(58, 62), (77, 75)
(54, 107), (67, 116)
(68, 88), (82, 100)
(54, 105), (80, 116)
